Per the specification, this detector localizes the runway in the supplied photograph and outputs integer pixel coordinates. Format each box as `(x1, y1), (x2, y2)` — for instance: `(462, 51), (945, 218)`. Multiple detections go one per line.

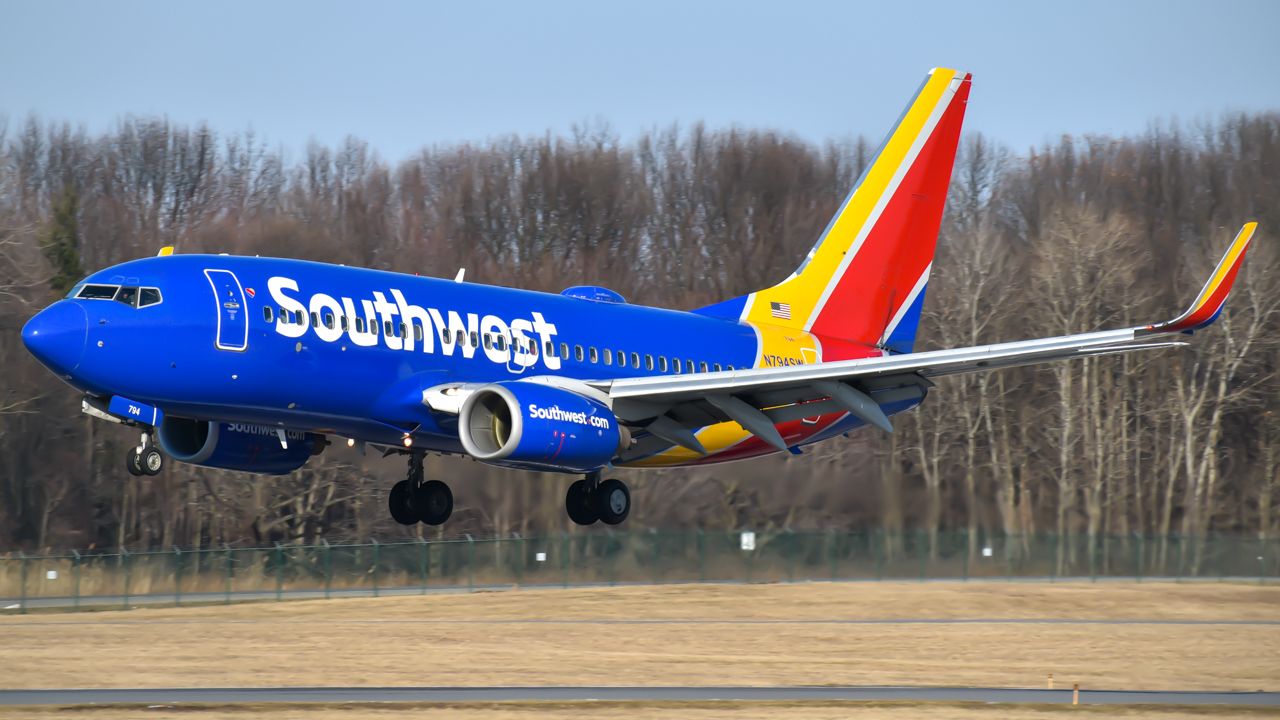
(1, 686), (1277, 706)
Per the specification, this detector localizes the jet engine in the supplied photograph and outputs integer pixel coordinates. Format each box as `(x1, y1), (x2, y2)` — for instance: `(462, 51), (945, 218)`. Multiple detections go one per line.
(458, 381), (627, 473)
(157, 417), (322, 475)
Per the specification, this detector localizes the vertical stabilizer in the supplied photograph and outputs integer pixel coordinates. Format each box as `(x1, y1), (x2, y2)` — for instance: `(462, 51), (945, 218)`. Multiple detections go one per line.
(703, 68), (971, 355)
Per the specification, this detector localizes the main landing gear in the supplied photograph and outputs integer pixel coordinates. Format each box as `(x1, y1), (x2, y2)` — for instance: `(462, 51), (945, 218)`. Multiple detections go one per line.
(126, 430), (163, 477)
(388, 452), (453, 526)
(565, 474), (631, 526)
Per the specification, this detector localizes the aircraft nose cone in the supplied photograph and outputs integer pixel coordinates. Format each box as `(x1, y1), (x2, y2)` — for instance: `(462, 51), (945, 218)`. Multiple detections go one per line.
(22, 301), (88, 375)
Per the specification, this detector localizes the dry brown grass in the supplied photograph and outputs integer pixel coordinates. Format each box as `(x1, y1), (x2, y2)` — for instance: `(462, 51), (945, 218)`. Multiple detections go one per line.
(0, 582), (1276, 694)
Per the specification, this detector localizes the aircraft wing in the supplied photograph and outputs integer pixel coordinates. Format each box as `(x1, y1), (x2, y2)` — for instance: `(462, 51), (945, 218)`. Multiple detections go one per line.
(589, 223), (1257, 455)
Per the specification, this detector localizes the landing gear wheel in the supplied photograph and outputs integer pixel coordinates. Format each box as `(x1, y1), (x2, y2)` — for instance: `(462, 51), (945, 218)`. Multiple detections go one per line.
(565, 479), (598, 526)
(412, 480), (453, 526)
(593, 478), (630, 525)
(140, 447), (164, 476)
(388, 479), (417, 526)
(126, 449), (144, 477)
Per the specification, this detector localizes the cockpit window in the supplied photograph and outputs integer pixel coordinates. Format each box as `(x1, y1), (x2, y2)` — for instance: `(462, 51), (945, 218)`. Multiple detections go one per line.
(77, 284), (119, 300)
(74, 283), (162, 308)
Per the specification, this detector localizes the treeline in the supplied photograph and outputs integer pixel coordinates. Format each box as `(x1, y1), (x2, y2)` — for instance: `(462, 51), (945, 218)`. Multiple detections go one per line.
(0, 114), (1276, 554)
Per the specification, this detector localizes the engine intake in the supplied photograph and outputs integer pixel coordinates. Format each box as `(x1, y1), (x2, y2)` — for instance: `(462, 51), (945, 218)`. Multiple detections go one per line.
(158, 417), (322, 475)
(459, 382), (625, 472)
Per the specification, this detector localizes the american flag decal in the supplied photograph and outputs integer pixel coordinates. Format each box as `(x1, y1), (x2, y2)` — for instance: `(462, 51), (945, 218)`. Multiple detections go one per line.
(770, 302), (791, 320)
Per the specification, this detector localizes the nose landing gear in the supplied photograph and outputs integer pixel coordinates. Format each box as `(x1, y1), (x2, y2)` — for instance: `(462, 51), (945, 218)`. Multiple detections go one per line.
(388, 452), (453, 526)
(126, 430), (163, 476)
(565, 474), (631, 526)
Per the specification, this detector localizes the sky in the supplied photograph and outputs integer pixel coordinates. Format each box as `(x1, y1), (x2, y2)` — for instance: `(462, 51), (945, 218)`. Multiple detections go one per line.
(2, 0), (1278, 162)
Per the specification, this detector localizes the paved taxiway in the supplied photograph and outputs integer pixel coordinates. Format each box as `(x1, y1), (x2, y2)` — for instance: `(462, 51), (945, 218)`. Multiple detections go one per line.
(1, 686), (1277, 706)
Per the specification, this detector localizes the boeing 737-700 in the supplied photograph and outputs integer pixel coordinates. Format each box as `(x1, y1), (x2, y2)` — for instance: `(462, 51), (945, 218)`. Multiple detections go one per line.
(20, 68), (1258, 526)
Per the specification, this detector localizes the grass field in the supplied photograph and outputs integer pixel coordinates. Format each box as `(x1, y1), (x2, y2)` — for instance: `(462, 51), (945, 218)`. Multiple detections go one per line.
(0, 582), (1276, 718)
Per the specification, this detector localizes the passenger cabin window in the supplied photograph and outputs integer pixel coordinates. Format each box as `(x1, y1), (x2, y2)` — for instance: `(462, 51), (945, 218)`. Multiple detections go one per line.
(699, 361), (709, 373)
(355, 317), (366, 333)
(574, 345), (584, 362)
(658, 356), (668, 372)
(604, 349), (613, 366)
(471, 331), (479, 348)
(496, 336), (506, 351)
(311, 312), (320, 328)
(673, 359), (683, 374)
(630, 352), (640, 369)
(326, 313), (336, 330)
(589, 347), (598, 363)
(686, 360), (695, 373)
(644, 354), (654, 370)
(545, 341), (555, 356)
(713, 363), (722, 372)
(263, 307), (274, 323)
(341, 316), (349, 331)
(414, 326), (423, 342)
(483, 334), (493, 349)
(560, 342), (569, 360)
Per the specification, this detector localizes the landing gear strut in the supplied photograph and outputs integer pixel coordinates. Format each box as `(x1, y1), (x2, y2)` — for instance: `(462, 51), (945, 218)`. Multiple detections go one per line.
(388, 452), (453, 526)
(565, 474), (631, 526)
(126, 430), (163, 477)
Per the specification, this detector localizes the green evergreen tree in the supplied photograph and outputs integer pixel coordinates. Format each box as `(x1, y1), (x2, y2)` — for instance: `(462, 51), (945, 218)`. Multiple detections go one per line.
(40, 186), (85, 295)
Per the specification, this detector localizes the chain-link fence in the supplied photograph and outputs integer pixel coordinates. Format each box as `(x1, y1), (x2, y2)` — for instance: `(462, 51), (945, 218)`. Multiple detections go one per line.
(2, 530), (1275, 612)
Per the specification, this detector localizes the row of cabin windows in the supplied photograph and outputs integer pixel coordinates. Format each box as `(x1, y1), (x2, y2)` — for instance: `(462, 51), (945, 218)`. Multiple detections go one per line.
(263, 306), (731, 374)
(559, 342), (731, 374)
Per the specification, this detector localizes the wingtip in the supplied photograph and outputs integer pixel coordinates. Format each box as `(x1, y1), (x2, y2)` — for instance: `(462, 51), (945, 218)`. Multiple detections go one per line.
(1148, 222), (1257, 335)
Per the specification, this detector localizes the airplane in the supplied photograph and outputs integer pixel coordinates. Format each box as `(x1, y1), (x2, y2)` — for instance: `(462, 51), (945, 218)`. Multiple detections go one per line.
(20, 68), (1258, 528)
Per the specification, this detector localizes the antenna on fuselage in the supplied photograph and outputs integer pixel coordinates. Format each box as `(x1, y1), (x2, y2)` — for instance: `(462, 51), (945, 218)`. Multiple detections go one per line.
(454, 268), (465, 283)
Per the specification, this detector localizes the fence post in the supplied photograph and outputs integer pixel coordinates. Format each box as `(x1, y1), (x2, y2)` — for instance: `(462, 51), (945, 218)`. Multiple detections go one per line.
(274, 542), (284, 601)
(418, 538), (428, 594)
(917, 529), (927, 582)
(322, 540), (332, 600)
(608, 532), (619, 587)
(516, 534), (525, 586)
(224, 545), (233, 605)
(466, 535), (475, 592)
(697, 529), (706, 583)
(561, 532), (569, 588)
(370, 540), (380, 598)
(827, 529), (837, 581)
(651, 530), (660, 585)
(71, 550), (81, 610)
(1260, 536), (1267, 586)
(874, 528), (884, 581)
(17, 552), (27, 614)
(121, 549), (130, 610)
(1136, 535), (1144, 583)
(173, 546), (182, 607)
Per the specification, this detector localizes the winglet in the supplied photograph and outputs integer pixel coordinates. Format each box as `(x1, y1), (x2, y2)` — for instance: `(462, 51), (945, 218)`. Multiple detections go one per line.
(1146, 223), (1257, 335)
(157, 246), (174, 257)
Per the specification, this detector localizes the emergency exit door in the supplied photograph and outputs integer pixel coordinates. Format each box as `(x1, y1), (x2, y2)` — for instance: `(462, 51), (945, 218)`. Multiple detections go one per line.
(205, 269), (249, 351)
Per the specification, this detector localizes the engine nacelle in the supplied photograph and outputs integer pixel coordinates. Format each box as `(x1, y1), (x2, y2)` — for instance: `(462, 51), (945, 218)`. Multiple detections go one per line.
(158, 417), (322, 475)
(458, 382), (625, 473)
